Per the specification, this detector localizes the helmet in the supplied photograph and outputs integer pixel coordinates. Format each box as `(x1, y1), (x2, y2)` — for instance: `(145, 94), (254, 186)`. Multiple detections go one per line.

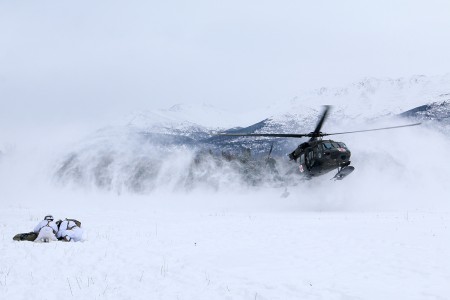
(44, 215), (54, 221)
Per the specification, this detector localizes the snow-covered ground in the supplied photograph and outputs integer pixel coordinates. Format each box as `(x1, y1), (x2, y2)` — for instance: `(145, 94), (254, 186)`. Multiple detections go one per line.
(1, 188), (450, 300)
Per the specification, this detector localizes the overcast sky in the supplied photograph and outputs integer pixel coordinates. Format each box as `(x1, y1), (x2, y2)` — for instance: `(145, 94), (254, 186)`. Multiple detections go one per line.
(1, 0), (450, 129)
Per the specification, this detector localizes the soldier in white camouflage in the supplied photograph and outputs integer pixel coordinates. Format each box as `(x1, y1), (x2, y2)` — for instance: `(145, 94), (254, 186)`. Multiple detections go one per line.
(56, 218), (83, 242)
(33, 215), (59, 243)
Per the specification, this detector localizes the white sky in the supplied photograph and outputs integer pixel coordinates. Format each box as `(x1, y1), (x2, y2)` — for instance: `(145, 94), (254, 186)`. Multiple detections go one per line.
(1, 0), (450, 129)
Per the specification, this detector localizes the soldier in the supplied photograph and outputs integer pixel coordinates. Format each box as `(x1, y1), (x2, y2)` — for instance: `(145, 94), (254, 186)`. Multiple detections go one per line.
(33, 215), (59, 243)
(57, 218), (83, 242)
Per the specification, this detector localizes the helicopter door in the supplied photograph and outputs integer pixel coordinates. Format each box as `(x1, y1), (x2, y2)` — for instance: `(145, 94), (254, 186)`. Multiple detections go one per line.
(298, 154), (305, 172)
(306, 149), (314, 168)
(316, 145), (322, 158)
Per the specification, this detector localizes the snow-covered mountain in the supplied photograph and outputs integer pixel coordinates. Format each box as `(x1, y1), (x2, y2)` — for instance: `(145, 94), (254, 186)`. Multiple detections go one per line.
(125, 103), (249, 130)
(399, 96), (450, 134)
(121, 74), (450, 137)
(274, 74), (450, 118)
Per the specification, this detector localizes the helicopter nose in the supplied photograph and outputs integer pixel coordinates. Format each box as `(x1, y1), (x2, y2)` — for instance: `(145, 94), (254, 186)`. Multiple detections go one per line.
(329, 149), (349, 161)
(336, 147), (350, 161)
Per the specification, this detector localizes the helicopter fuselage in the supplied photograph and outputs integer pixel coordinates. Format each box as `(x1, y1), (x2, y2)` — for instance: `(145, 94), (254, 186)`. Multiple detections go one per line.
(289, 139), (351, 177)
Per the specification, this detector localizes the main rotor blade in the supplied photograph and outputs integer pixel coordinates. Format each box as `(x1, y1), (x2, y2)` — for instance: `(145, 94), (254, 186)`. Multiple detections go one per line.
(216, 133), (309, 138)
(322, 123), (421, 136)
(268, 143), (274, 158)
(311, 105), (331, 138)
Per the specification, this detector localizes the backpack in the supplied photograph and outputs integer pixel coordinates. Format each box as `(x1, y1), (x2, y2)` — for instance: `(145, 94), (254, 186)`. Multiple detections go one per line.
(13, 232), (38, 241)
(65, 218), (81, 228)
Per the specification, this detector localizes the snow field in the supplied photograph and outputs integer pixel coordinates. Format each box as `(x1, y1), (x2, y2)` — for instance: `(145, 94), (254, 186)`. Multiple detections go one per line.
(1, 194), (450, 300)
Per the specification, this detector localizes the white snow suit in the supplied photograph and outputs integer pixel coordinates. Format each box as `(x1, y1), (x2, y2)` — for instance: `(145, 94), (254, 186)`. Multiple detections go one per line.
(33, 220), (59, 242)
(57, 220), (83, 242)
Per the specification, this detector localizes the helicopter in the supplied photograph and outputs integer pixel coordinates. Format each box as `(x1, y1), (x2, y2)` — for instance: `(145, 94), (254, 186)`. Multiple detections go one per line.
(218, 106), (421, 180)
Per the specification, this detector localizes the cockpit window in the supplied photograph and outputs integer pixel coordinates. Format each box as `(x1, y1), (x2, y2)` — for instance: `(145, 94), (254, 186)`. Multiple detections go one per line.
(322, 141), (347, 149)
(322, 142), (333, 149)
